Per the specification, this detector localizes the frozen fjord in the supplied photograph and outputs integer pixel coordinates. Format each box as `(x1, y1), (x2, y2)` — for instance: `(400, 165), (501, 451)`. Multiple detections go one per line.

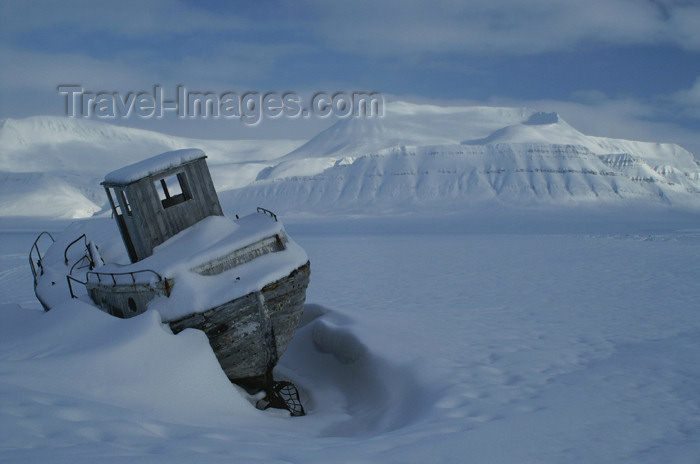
(1, 214), (700, 463)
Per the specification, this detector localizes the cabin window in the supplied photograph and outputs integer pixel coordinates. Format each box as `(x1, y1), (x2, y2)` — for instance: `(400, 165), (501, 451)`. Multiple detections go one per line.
(155, 172), (191, 209)
(119, 190), (132, 215)
(107, 188), (122, 216)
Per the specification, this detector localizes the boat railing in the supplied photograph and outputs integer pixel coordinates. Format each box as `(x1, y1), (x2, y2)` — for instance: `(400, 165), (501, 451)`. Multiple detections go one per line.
(257, 207), (278, 222)
(64, 233), (88, 265)
(66, 274), (87, 299)
(29, 231), (55, 286)
(70, 255), (93, 276)
(65, 233), (105, 275)
(86, 269), (164, 286)
(67, 269), (164, 299)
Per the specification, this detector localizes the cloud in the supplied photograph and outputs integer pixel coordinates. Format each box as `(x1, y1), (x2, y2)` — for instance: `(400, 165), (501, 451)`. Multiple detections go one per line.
(0, 46), (152, 91)
(3, 1), (698, 91)
(0, 1), (316, 93)
(0, 0), (240, 40)
(669, 76), (700, 119)
(302, 0), (700, 56)
(0, 37), (309, 98)
(4, 0), (700, 60)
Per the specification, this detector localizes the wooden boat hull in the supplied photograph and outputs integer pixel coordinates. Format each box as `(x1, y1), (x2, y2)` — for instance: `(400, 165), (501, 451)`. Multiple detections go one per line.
(168, 261), (310, 390)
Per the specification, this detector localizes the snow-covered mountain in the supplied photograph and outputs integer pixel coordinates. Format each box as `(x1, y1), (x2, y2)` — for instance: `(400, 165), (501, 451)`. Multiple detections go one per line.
(0, 117), (304, 218)
(1, 103), (699, 219)
(228, 106), (700, 214)
(281, 102), (532, 160)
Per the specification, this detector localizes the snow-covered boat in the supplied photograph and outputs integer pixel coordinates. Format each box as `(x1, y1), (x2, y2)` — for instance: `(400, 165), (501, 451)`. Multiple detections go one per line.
(29, 149), (310, 415)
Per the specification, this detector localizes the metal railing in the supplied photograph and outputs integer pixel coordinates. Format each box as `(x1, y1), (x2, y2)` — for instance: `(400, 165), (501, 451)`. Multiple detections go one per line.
(66, 274), (87, 299)
(70, 255), (93, 276)
(68, 269), (164, 299)
(29, 231), (55, 285)
(64, 233), (87, 265)
(86, 269), (163, 286)
(257, 207), (278, 222)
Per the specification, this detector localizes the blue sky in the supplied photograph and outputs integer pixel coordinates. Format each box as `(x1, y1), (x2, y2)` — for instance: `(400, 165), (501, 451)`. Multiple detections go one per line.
(1, 0), (699, 154)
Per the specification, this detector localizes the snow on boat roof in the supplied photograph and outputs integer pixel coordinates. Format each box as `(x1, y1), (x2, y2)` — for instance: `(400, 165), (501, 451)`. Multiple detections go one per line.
(103, 148), (206, 185)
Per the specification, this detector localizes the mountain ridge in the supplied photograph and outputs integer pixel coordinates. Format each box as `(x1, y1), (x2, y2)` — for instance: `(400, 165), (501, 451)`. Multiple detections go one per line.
(1, 103), (698, 219)
(0, 116), (304, 218)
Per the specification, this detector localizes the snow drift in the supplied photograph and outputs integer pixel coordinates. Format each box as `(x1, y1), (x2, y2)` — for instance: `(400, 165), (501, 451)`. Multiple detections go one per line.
(3, 229), (700, 463)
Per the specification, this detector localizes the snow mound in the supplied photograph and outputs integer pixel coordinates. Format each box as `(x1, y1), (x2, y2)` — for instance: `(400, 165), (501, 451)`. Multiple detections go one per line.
(278, 304), (429, 437)
(0, 300), (429, 443)
(0, 302), (254, 428)
(0, 172), (101, 219)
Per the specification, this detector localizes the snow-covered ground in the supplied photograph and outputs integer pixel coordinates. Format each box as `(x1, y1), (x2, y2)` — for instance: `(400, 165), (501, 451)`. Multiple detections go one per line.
(1, 102), (699, 462)
(2, 211), (700, 463)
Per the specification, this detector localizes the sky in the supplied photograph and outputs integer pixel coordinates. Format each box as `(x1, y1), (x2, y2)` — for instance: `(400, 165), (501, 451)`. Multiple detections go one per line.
(1, 0), (699, 155)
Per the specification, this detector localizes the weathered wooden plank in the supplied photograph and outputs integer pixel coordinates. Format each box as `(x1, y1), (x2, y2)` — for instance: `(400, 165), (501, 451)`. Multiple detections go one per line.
(192, 234), (286, 276)
(111, 158), (223, 261)
(168, 261), (310, 385)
